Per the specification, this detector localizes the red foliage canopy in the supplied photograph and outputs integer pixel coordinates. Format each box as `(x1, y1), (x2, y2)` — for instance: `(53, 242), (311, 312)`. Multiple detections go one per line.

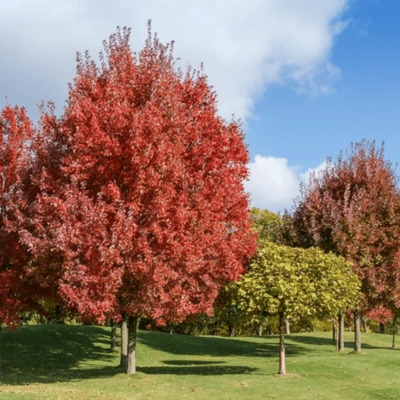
(293, 141), (400, 312)
(365, 305), (393, 325)
(33, 27), (256, 325)
(0, 106), (36, 325)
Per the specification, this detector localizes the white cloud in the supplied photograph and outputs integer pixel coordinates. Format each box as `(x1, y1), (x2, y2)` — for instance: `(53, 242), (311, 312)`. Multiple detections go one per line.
(0, 0), (349, 121)
(245, 155), (327, 212)
(299, 160), (328, 183)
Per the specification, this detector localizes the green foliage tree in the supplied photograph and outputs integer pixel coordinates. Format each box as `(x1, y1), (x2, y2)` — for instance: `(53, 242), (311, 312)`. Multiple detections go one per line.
(235, 241), (360, 374)
(250, 208), (284, 243)
(210, 208), (294, 337)
(250, 208), (299, 334)
(208, 208), (284, 337)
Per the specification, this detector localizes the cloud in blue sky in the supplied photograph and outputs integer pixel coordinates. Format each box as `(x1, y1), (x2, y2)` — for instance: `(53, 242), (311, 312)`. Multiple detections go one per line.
(245, 155), (327, 212)
(0, 0), (349, 121)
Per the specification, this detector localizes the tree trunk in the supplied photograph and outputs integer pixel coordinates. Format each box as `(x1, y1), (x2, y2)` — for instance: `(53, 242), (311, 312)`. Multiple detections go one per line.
(278, 312), (286, 374)
(258, 323), (263, 337)
(127, 316), (138, 375)
(354, 309), (361, 353)
(110, 320), (117, 352)
(285, 319), (290, 335)
(392, 315), (397, 349)
(362, 317), (368, 333)
(379, 322), (385, 334)
(337, 313), (344, 351)
(120, 318), (128, 367)
(229, 326), (236, 337)
(332, 320), (336, 344)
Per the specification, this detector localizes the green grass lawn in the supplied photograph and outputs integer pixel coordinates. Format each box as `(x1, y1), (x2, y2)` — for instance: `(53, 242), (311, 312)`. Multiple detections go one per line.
(0, 325), (399, 399)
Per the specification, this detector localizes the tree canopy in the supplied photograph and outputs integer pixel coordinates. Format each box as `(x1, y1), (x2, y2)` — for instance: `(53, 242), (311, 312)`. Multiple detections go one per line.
(292, 141), (400, 314)
(236, 242), (360, 323)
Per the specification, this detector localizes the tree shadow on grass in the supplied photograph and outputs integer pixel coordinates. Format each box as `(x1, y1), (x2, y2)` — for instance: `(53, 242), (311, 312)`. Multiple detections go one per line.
(139, 365), (257, 375)
(0, 324), (120, 385)
(163, 360), (225, 366)
(145, 359), (258, 375)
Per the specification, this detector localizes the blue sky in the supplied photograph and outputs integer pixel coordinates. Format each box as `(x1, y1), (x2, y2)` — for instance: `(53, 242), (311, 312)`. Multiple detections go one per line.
(247, 0), (400, 169)
(245, 0), (400, 211)
(1, 0), (399, 212)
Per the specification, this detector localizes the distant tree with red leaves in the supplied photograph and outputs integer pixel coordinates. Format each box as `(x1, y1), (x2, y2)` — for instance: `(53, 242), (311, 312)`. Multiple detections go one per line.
(0, 105), (64, 332)
(0, 104), (55, 331)
(292, 140), (400, 352)
(0, 105), (33, 327)
(365, 306), (393, 326)
(32, 26), (256, 374)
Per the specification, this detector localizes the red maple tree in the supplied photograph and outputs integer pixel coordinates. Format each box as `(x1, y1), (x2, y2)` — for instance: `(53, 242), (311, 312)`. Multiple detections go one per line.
(33, 26), (256, 374)
(365, 305), (393, 325)
(0, 104), (67, 331)
(293, 141), (400, 350)
(0, 105), (42, 326)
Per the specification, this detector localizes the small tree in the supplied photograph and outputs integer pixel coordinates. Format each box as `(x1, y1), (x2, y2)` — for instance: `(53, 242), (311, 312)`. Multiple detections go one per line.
(236, 241), (360, 374)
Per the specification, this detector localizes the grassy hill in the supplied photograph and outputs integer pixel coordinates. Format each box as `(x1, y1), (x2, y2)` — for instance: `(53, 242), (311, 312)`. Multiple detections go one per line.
(0, 324), (399, 399)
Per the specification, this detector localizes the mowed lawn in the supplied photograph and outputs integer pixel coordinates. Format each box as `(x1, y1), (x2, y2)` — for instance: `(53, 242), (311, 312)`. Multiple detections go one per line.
(0, 325), (399, 399)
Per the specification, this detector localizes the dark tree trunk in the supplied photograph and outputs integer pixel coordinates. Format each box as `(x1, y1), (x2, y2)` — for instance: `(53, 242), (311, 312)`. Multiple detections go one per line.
(379, 322), (385, 334)
(332, 320), (336, 344)
(362, 317), (368, 333)
(278, 312), (286, 375)
(285, 319), (290, 335)
(127, 316), (138, 375)
(120, 318), (128, 367)
(110, 320), (117, 352)
(392, 315), (398, 349)
(337, 313), (344, 351)
(354, 309), (361, 353)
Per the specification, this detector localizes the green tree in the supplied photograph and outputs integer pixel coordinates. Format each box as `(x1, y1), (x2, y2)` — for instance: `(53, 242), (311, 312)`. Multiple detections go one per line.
(235, 242), (360, 374)
(210, 208), (284, 337)
(250, 208), (284, 243)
